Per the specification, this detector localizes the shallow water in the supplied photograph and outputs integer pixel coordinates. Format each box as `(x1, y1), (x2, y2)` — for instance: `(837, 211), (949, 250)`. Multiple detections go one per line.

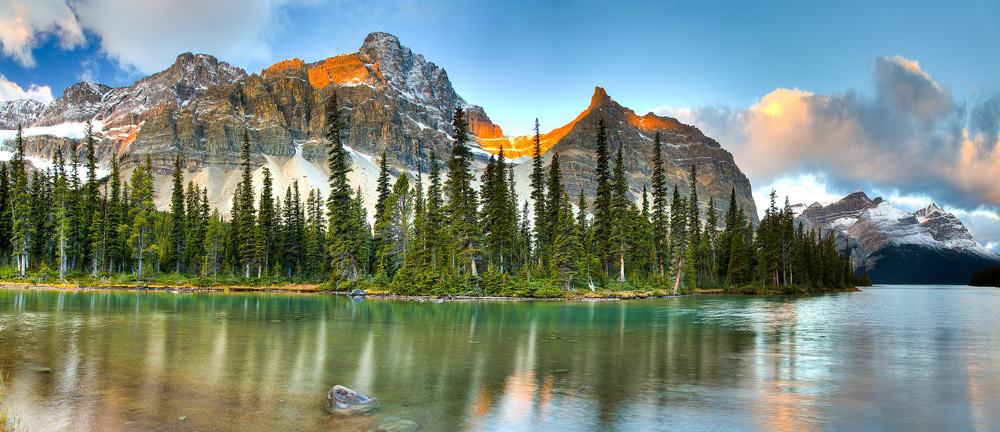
(0, 285), (998, 431)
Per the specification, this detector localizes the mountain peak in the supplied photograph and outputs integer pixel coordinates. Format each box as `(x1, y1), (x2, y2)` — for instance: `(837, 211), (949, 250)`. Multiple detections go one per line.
(363, 32), (401, 46)
(590, 86), (612, 106)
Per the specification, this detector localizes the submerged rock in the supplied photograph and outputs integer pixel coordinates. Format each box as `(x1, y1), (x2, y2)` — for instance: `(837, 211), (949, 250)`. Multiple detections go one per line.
(374, 419), (419, 432)
(326, 385), (379, 416)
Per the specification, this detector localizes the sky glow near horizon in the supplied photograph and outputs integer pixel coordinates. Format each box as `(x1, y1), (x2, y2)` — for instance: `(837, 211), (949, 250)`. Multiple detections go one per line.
(1, 0), (999, 249)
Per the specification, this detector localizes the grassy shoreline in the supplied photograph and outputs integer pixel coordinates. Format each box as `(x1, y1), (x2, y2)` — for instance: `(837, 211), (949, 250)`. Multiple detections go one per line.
(0, 279), (860, 301)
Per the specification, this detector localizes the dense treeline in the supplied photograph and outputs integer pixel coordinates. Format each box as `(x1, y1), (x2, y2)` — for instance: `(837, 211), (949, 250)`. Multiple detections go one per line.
(969, 265), (1000, 287)
(0, 98), (854, 295)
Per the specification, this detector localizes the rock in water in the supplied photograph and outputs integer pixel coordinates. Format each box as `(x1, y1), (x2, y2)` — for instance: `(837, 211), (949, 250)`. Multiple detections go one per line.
(326, 385), (379, 416)
(374, 419), (419, 432)
(349, 289), (367, 297)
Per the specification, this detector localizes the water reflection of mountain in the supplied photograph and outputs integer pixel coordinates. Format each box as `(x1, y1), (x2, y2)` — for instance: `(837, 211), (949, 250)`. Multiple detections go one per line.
(0, 291), (758, 431)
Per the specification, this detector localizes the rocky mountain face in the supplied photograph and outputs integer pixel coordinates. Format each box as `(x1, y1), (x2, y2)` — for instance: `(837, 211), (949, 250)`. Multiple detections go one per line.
(796, 192), (1000, 284)
(0, 99), (45, 129)
(0, 32), (755, 223)
(508, 87), (758, 223)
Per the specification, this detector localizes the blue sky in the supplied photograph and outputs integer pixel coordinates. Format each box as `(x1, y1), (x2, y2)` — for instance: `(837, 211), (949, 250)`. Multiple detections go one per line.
(2, 0), (1000, 247)
(2, 0), (997, 134)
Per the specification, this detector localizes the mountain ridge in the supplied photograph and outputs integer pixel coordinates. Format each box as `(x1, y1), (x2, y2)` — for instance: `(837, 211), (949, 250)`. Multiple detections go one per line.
(0, 32), (757, 223)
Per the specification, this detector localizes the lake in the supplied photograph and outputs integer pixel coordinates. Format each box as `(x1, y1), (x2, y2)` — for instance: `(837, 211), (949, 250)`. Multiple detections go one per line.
(0, 286), (998, 431)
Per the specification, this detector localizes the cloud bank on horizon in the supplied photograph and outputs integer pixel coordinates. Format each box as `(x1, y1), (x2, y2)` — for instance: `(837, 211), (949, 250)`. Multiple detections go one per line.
(657, 56), (1000, 241)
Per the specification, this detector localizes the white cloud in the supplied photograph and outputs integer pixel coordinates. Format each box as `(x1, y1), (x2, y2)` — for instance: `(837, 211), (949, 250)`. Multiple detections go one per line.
(0, 0), (85, 67)
(0, 74), (54, 103)
(658, 55), (1000, 212)
(0, 0), (313, 74)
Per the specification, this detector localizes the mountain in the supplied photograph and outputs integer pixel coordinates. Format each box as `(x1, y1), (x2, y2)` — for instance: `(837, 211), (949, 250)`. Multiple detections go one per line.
(0, 32), (756, 222)
(0, 99), (45, 129)
(503, 87), (757, 222)
(795, 191), (1000, 284)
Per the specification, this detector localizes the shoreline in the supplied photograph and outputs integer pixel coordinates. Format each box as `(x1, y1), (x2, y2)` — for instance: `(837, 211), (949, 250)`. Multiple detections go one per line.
(0, 281), (860, 301)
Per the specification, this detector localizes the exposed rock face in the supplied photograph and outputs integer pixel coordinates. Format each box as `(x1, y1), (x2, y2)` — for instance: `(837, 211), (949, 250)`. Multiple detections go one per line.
(0, 99), (45, 129)
(517, 87), (758, 223)
(795, 192), (1000, 284)
(34, 82), (111, 126)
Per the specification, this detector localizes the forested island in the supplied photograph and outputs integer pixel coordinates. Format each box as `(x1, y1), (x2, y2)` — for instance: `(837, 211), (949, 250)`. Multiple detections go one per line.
(0, 95), (855, 298)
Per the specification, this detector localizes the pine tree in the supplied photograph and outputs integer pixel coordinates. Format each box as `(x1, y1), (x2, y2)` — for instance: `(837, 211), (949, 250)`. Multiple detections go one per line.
(233, 131), (257, 277)
(426, 152), (444, 270)
(169, 154), (186, 273)
(444, 108), (480, 278)
(529, 118), (546, 269)
(324, 91), (362, 282)
(592, 119), (613, 280)
(549, 192), (579, 290)
(83, 121), (101, 272)
(543, 152), (563, 272)
(256, 167), (276, 276)
(575, 190), (595, 290)
(611, 142), (629, 283)
(130, 158), (156, 280)
(10, 127), (30, 276)
(650, 132), (668, 275)
(53, 149), (70, 278)
(0, 162), (10, 262)
(668, 184), (686, 293)
(104, 160), (122, 273)
(203, 209), (225, 281)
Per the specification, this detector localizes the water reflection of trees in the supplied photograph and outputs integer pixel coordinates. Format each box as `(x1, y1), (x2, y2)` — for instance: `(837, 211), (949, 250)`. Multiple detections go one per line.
(0, 290), (760, 431)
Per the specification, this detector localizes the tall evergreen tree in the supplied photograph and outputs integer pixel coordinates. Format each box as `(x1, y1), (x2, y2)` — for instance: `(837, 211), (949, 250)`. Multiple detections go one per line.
(650, 132), (668, 275)
(53, 149), (70, 278)
(233, 131), (257, 277)
(10, 127), (30, 276)
(611, 142), (629, 282)
(575, 190), (595, 290)
(0, 162), (10, 262)
(529, 118), (546, 269)
(169, 154), (186, 273)
(592, 119), (613, 280)
(83, 121), (101, 272)
(543, 152), (563, 272)
(324, 92), (362, 281)
(256, 167), (276, 276)
(105, 160), (122, 273)
(130, 158), (156, 280)
(426, 152), (444, 270)
(444, 108), (480, 277)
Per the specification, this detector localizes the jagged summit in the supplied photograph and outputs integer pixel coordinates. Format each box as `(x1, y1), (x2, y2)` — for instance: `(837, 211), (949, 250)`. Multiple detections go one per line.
(590, 86), (611, 106)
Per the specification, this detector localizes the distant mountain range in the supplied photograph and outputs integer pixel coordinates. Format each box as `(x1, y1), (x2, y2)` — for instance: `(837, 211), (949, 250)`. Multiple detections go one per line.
(794, 191), (1000, 284)
(0, 32), (756, 223)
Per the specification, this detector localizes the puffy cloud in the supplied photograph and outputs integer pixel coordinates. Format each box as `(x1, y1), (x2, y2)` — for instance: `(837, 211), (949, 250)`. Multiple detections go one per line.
(0, 0), (85, 67)
(0, 74), (54, 103)
(658, 55), (1000, 212)
(0, 0), (312, 74)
